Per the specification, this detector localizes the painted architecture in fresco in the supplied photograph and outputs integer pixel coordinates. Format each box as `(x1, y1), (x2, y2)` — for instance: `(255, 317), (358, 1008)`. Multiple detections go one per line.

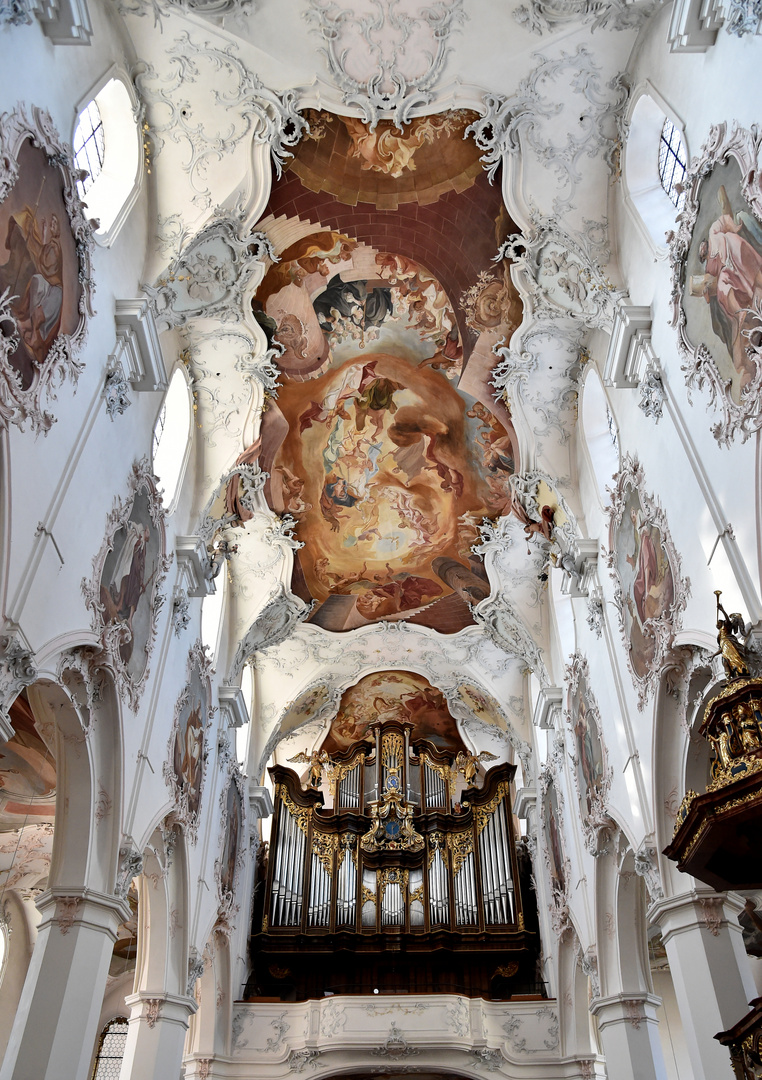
(229, 110), (522, 633)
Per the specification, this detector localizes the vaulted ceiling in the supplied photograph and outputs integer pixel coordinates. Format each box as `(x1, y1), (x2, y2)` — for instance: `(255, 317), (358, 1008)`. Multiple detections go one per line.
(128, 0), (648, 765)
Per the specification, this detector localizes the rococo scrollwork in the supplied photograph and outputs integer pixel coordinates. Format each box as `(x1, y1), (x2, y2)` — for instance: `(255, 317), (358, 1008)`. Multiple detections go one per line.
(0, 105), (94, 434)
(670, 122), (762, 447)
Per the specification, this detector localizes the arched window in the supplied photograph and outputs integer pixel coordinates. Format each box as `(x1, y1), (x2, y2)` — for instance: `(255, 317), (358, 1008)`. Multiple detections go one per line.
(581, 368), (620, 508)
(237, 663), (253, 766)
(73, 74), (142, 246)
(90, 1017), (129, 1080)
(152, 366), (193, 512)
(658, 118), (687, 208)
(624, 89), (689, 250)
(201, 570), (226, 662)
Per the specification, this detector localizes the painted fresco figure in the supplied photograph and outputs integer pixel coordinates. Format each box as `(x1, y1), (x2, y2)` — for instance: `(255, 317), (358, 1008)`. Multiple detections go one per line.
(220, 783), (241, 896)
(690, 184), (762, 388)
(175, 703), (204, 817)
(320, 475), (361, 531)
(0, 206), (64, 386)
(100, 520), (151, 663)
(354, 571), (443, 619)
(313, 274), (393, 336)
(625, 506), (666, 630)
(574, 695), (602, 815)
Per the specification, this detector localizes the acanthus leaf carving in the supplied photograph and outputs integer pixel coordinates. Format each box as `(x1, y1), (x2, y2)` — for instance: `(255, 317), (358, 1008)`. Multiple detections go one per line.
(144, 214), (278, 331)
(103, 363), (132, 420)
(133, 41), (309, 209)
(514, 0), (656, 36)
(495, 208), (622, 330)
(633, 837), (664, 903)
(115, 843), (144, 899)
(472, 593), (549, 684)
(228, 584), (314, 682)
(0, 627), (37, 729)
(466, 49), (630, 211)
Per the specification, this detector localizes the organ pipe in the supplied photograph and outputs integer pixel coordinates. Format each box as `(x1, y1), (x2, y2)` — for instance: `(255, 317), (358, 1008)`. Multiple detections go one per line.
(264, 759), (519, 936)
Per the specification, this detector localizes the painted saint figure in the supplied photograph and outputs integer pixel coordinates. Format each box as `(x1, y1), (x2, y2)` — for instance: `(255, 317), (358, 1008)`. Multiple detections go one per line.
(690, 184), (762, 388)
(0, 206), (64, 386)
(174, 703), (204, 818)
(100, 519), (151, 663)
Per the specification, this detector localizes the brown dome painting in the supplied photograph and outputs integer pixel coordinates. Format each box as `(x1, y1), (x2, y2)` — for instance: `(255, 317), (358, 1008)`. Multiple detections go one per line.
(321, 670), (466, 755)
(236, 110), (523, 632)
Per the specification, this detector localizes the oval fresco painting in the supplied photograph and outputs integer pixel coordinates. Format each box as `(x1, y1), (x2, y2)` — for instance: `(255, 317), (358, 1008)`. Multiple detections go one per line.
(569, 670), (605, 820)
(612, 481), (675, 681)
(543, 779), (566, 896)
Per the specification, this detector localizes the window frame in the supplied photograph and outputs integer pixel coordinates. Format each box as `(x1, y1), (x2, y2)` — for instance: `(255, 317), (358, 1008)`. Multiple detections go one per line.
(89, 1016), (130, 1080)
(151, 364), (194, 515)
(73, 67), (143, 248)
(623, 83), (690, 254)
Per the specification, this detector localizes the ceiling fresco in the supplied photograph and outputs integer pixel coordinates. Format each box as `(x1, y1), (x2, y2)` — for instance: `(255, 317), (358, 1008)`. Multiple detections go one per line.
(320, 669), (467, 755)
(0, 693), (56, 832)
(236, 110), (523, 633)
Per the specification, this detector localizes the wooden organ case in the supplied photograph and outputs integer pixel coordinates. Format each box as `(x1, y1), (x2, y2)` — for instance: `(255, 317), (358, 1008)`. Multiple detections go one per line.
(250, 723), (541, 1000)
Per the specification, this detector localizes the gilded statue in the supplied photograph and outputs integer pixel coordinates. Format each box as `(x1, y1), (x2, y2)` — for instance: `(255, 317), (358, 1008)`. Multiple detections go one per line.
(288, 748), (330, 788)
(707, 712), (739, 770)
(715, 591), (750, 679)
(734, 701), (762, 755)
(453, 749), (498, 787)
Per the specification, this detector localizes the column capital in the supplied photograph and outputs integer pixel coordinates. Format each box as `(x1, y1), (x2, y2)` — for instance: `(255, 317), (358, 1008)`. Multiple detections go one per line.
(648, 888), (742, 943)
(590, 993), (663, 1031)
(35, 886), (131, 936)
(125, 991), (198, 1029)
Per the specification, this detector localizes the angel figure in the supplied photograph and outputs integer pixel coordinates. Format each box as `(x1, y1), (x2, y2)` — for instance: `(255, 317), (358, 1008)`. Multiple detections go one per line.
(454, 750), (498, 787)
(288, 748), (330, 788)
(714, 591), (750, 680)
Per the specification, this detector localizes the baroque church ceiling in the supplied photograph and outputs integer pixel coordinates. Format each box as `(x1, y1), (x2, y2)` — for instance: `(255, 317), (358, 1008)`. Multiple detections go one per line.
(124, 0), (651, 766)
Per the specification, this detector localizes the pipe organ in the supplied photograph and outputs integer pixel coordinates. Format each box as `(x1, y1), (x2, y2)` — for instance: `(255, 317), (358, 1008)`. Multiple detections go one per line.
(251, 723), (541, 1000)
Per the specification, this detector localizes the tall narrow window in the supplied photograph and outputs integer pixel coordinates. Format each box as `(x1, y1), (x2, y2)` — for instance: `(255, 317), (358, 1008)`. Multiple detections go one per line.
(73, 100), (105, 199)
(152, 367), (192, 511)
(90, 1017), (129, 1080)
(0, 917), (8, 989)
(658, 118), (687, 208)
(72, 75), (142, 244)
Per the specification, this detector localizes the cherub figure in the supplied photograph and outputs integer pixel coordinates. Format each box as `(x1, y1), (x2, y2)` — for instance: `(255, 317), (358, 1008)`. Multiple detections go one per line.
(453, 749), (498, 787)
